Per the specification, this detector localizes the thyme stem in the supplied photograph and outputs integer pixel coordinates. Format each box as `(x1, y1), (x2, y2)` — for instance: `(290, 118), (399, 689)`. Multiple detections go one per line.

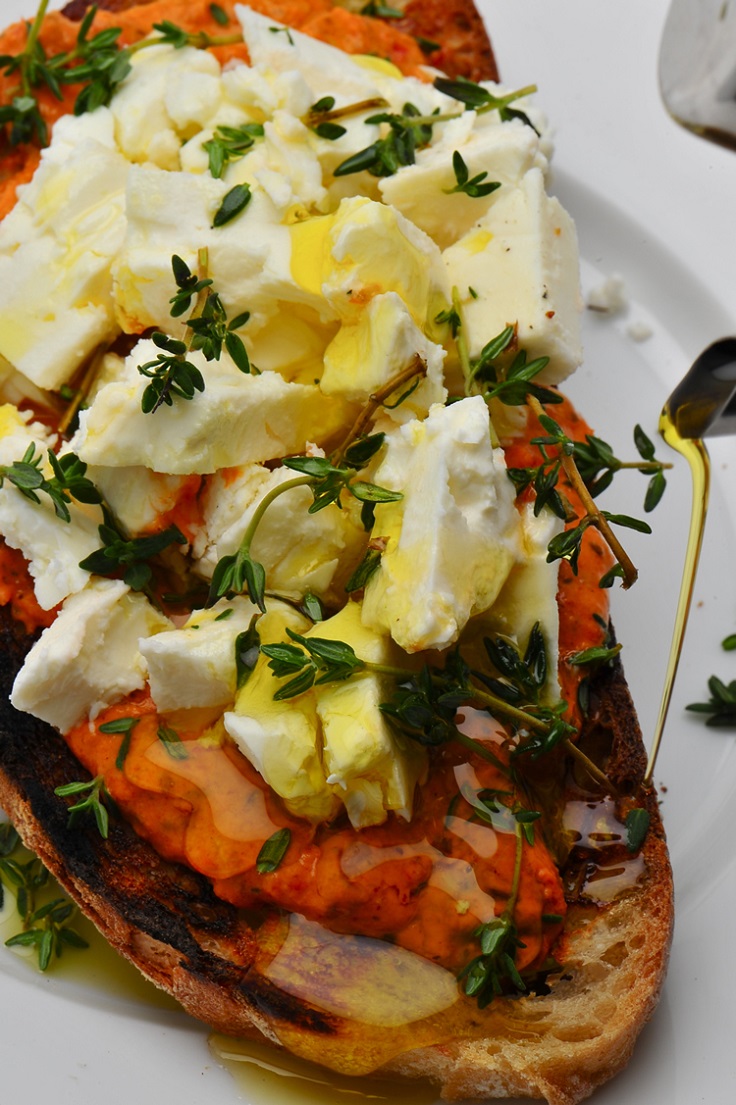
(239, 475), (314, 555)
(20, 0), (50, 97)
(330, 355), (427, 465)
(127, 31), (244, 57)
(58, 344), (107, 436)
(563, 737), (618, 795)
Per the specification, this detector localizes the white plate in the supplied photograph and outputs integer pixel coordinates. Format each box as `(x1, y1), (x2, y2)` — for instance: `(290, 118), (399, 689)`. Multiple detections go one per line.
(2, 2), (736, 1103)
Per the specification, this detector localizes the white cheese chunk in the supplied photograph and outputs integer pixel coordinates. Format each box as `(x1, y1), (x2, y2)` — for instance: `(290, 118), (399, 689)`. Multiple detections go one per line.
(10, 579), (170, 732)
(0, 114), (128, 390)
(289, 197), (450, 332)
(321, 292), (447, 422)
(75, 339), (354, 474)
(84, 465), (198, 537)
(140, 597), (259, 712)
(361, 397), (519, 652)
(442, 168), (583, 384)
(110, 44), (222, 169)
(224, 602), (337, 823)
(236, 6), (383, 102)
(0, 406), (101, 610)
(309, 603), (426, 828)
(114, 165), (326, 338)
(473, 502), (563, 701)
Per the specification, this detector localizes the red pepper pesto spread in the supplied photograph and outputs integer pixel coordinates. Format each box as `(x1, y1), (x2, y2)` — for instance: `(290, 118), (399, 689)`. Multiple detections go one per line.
(0, 0), (613, 997)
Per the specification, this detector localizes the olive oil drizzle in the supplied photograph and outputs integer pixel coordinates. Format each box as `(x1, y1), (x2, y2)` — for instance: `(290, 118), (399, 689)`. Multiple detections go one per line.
(644, 410), (710, 784)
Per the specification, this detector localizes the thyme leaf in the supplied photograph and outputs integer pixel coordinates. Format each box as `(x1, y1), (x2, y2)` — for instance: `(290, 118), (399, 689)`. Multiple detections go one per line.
(256, 828), (291, 873)
(234, 615), (262, 689)
(157, 724), (188, 760)
(209, 3), (230, 27)
(212, 182), (252, 227)
(625, 807), (650, 853)
(360, 2), (403, 16)
(443, 150), (501, 198)
(344, 545), (383, 593)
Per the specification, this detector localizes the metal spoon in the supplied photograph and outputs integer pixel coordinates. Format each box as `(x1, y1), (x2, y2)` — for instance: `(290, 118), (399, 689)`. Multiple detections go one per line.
(644, 337), (736, 784)
(659, 0), (736, 151)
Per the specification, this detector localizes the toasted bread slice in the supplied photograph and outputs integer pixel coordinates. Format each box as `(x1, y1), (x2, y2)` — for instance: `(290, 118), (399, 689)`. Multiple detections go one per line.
(0, 3), (671, 1103)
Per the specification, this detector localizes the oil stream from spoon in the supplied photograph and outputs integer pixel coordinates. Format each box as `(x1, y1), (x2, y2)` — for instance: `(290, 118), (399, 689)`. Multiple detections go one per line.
(643, 410), (710, 786)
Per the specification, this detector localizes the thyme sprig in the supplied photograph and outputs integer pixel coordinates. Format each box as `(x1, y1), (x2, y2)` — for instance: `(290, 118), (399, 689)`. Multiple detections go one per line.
(467, 323), (561, 407)
(207, 355), (427, 611)
(305, 94), (388, 137)
(686, 675), (736, 726)
(207, 438), (399, 610)
(457, 824), (528, 1006)
(443, 150), (500, 199)
(262, 627), (369, 698)
(138, 332), (206, 413)
(143, 19), (243, 54)
(333, 101), (436, 177)
(54, 775), (111, 838)
(525, 402), (651, 588)
(330, 355), (427, 466)
(207, 475), (310, 611)
(459, 784), (541, 845)
(281, 439), (403, 515)
(203, 122), (264, 178)
(0, 444), (103, 523)
(331, 78), (539, 179)
(433, 77), (540, 133)
(0, 830), (89, 971)
(138, 252), (253, 412)
(0, 2), (128, 146)
(79, 522), (187, 594)
(573, 424), (670, 509)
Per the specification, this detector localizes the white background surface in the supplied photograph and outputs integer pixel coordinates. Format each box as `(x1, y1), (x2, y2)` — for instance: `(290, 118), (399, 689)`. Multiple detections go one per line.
(2, 1), (736, 1103)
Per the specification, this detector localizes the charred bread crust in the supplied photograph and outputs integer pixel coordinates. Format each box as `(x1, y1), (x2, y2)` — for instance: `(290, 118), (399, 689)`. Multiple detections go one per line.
(0, 603), (673, 1105)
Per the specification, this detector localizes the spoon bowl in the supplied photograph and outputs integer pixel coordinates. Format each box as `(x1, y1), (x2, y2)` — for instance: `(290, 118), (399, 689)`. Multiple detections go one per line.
(663, 337), (736, 439)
